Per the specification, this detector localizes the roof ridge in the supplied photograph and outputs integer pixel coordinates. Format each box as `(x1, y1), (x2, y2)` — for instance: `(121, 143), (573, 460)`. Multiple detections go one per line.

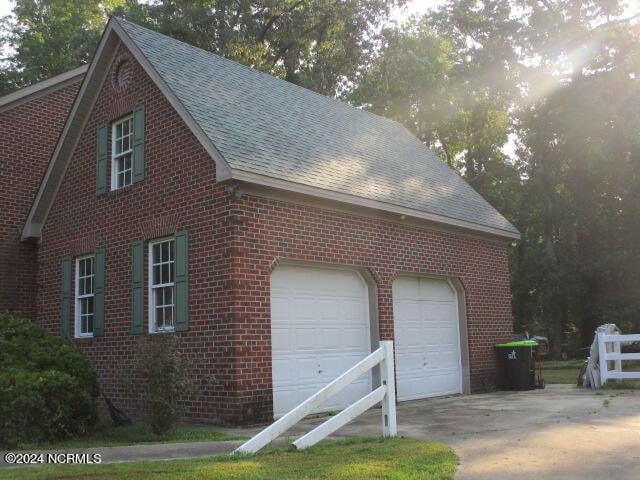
(113, 16), (401, 129)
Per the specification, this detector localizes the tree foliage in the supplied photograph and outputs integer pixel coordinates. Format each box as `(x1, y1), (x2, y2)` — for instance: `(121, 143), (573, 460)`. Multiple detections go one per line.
(512, 0), (640, 355)
(1, 0), (403, 96)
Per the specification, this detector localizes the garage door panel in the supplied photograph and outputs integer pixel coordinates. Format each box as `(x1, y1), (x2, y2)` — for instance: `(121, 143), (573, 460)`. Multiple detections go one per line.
(393, 276), (462, 401)
(272, 266), (371, 418)
(293, 327), (319, 350)
(394, 277), (421, 298)
(320, 327), (366, 351)
(272, 328), (294, 351)
(421, 302), (456, 321)
(419, 278), (455, 301)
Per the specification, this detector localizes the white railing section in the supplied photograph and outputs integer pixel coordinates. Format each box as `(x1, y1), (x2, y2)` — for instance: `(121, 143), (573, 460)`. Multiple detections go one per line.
(235, 341), (397, 454)
(598, 332), (640, 385)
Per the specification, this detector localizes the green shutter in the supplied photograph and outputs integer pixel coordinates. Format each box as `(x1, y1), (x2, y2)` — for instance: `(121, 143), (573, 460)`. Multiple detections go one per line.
(93, 249), (106, 337)
(61, 256), (72, 338)
(132, 105), (145, 183)
(174, 231), (189, 332)
(96, 122), (108, 195)
(131, 241), (144, 334)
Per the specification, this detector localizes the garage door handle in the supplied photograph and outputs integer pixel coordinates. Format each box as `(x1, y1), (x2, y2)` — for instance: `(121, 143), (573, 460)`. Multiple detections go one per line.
(318, 370), (323, 374)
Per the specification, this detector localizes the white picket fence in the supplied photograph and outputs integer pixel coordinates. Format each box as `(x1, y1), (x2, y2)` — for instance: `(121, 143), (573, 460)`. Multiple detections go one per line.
(597, 332), (640, 385)
(235, 340), (397, 454)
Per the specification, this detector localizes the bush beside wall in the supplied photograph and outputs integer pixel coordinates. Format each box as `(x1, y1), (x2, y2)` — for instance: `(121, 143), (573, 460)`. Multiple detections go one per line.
(0, 314), (99, 448)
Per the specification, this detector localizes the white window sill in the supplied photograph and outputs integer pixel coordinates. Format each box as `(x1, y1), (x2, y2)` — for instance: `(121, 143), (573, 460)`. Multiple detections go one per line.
(150, 327), (175, 334)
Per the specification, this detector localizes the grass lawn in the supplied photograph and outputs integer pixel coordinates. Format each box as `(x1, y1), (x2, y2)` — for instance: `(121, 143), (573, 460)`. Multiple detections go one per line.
(543, 359), (640, 388)
(16, 421), (247, 451)
(0, 437), (458, 480)
(542, 359), (584, 384)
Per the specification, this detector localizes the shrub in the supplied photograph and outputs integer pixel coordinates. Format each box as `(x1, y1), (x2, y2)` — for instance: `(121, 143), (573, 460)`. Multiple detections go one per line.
(0, 314), (99, 448)
(134, 334), (192, 435)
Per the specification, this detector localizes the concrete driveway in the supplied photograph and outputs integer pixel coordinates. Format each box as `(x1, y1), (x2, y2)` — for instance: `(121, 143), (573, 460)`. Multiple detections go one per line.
(254, 385), (640, 480)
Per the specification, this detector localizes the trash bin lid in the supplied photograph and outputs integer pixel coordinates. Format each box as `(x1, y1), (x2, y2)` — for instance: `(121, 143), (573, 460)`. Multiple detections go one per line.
(495, 340), (539, 347)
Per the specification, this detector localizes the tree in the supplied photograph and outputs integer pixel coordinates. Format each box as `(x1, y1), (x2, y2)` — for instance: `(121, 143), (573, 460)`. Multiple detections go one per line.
(1, 0), (403, 96)
(350, 1), (523, 222)
(0, 0), (120, 94)
(512, 0), (640, 356)
(117, 0), (403, 96)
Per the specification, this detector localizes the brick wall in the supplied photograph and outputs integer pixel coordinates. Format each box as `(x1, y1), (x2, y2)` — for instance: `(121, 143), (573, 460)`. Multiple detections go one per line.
(0, 81), (81, 319)
(37, 42), (513, 426)
(224, 194), (514, 420)
(38, 43), (242, 424)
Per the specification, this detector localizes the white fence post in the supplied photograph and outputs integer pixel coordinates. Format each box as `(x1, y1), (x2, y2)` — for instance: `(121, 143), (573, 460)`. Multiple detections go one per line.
(235, 341), (396, 454)
(613, 340), (622, 373)
(380, 340), (397, 437)
(598, 331), (608, 385)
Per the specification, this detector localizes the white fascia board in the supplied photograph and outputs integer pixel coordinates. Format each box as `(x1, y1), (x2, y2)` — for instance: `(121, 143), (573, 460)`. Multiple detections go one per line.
(0, 66), (88, 113)
(22, 22), (120, 241)
(229, 169), (521, 241)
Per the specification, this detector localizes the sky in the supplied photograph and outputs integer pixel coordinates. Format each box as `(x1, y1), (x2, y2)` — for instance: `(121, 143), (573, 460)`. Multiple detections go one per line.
(0, 0), (12, 17)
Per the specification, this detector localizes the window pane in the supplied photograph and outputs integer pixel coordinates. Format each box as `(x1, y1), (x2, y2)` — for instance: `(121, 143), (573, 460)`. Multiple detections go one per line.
(156, 307), (164, 328)
(159, 242), (166, 263)
(155, 288), (164, 307)
(164, 306), (174, 326)
(168, 286), (173, 305)
(161, 263), (169, 284)
(153, 264), (160, 285)
(153, 243), (161, 264)
(86, 315), (94, 334)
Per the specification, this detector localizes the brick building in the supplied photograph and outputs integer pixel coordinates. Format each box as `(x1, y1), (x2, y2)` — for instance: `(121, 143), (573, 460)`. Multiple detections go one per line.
(0, 66), (86, 320)
(4, 18), (518, 424)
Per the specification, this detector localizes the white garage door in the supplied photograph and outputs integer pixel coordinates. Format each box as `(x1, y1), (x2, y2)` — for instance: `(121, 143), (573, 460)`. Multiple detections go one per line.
(393, 276), (461, 401)
(271, 265), (372, 418)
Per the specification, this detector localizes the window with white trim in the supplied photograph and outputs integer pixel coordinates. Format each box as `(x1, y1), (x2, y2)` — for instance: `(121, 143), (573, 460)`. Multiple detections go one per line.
(75, 256), (95, 337)
(149, 238), (175, 332)
(111, 115), (133, 190)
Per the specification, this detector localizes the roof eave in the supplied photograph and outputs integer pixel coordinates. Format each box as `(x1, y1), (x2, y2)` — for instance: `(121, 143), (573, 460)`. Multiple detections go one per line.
(0, 65), (88, 113)
(22, 21), (121, 241)
(229, 169), (521, 241)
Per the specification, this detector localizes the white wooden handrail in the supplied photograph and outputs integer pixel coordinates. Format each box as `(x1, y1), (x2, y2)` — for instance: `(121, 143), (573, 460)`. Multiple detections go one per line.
(235, 340), (397, 454)
(598, 332), (640, 385)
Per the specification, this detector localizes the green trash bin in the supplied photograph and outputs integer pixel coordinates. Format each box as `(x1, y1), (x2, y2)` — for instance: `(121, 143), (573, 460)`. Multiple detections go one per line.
(495, 340), (538, 391)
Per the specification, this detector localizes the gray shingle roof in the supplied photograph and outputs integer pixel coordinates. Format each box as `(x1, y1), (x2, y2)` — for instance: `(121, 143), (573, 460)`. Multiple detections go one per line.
(117, 18), (518, 237)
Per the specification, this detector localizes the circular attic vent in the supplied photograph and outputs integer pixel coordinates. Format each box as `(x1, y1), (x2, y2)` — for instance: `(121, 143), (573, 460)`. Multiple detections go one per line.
(114, 60), (133, 91)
